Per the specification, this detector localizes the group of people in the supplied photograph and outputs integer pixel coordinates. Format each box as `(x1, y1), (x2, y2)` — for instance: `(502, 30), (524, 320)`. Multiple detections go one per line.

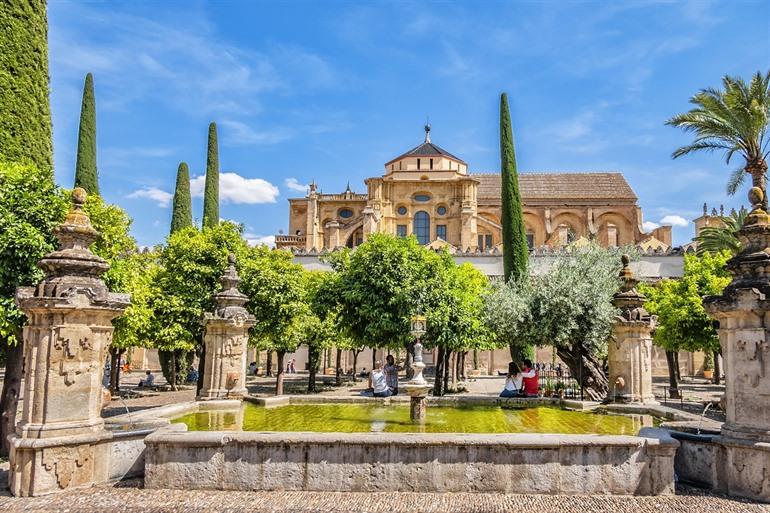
(368, 355), (399, 397)
(499, 359), (540, 397)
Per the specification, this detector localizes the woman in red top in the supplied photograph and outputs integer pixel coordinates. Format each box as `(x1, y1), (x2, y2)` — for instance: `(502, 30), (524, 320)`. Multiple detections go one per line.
(521, 359), (539, 396)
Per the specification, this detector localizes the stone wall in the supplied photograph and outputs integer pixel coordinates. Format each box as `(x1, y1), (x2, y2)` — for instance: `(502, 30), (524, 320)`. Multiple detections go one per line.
(145, 426), (678, 495)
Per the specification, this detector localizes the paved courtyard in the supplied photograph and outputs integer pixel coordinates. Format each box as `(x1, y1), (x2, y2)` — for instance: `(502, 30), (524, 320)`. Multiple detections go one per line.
(0, 480), (766, 513)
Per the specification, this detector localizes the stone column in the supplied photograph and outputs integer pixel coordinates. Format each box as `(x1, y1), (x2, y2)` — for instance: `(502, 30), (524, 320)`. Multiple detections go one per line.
(326, 221), (341, 249)
(10, 188), (130, 496)
(704, 187), (770, 501)
(198, 254), (256, 401)
(608, 255), (657, 404)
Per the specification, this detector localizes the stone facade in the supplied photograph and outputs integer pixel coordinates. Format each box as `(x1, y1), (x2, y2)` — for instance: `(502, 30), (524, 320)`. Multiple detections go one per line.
(198, 254), (256, 401)
(704, 186), (770, 502)
(10, 189), (130, 496)
(608, 255), (657, 404)
(277, 126), (672, 252)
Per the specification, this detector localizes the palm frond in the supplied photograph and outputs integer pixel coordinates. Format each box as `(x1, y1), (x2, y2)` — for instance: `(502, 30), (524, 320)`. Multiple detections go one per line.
(726, 164), (748, 196)
(694, 209), (747, 256)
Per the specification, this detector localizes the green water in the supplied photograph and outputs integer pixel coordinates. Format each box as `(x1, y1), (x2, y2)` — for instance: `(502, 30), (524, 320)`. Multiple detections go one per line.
(173, 402), (651, 435)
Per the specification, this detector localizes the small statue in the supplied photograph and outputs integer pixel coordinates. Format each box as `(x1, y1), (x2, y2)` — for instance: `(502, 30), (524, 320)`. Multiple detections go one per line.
(413, 340), (423, 364)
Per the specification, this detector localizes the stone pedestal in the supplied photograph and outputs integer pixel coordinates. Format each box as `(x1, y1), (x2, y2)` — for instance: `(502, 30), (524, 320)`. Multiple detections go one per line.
(9, 189), (130, 496)
(608, 256), (657, 404)
(403, 339), (431, 421)
(198, 254), (255, 401)
(704, 187), (770, 502)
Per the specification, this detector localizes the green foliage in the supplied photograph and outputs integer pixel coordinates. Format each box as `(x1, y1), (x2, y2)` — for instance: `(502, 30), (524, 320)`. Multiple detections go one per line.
(486, 243), (626, 358)
(667, 71), (770, 198)
(158, 349), (193, 385)
(324, 234), (491, 353)
(0, 0), (53, 175)
(83, 193), (137, 284)
(239, 245), (307, 354)
(148, 223), (247, 353)
(695, 208), (746, 256)
(499, 92), (528, 282)
(641, 251), (730, 354)
(74, 73), (98, 194)
(110, 251), (159, 349)
(202, 122), (219, 230)
(0, 162), (67, 342)
(171, 162), (192, 233)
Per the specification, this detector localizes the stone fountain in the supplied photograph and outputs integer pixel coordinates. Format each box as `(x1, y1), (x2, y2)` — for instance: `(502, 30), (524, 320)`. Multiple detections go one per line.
(404, 315), (432, 421)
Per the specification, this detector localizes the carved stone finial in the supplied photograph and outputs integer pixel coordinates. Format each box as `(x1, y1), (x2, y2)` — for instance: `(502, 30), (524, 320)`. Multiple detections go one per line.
(703, 202), (708, 216)
(720, 204), (724, 216)
(749, 187), (764, 210)
(228, 252), (236, 265)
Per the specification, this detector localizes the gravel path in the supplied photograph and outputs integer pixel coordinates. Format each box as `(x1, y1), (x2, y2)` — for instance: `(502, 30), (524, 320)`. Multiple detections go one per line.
(0, 483), (766, 513)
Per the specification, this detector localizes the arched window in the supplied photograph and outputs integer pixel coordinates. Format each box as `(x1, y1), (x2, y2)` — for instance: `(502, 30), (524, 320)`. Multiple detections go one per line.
(413, 211), (430, 245)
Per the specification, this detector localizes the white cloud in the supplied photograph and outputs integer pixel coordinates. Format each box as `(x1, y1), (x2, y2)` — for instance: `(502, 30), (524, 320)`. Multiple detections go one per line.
(127, 187), (173, 207)
(660, 215), (688, 227)
(642, 221), (660, 232)
(245, 234), (275, 248)
(190, 172), (279, 204)
(285, 178), (308, 193)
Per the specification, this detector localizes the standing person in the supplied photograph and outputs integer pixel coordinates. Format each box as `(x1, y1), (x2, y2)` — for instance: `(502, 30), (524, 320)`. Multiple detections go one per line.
(368, 360), (391, 398)
(290, 358), (297, 374)
(384, 354), (399, 396)
(521, 359), (539, 397)
(499, 362), (523, 398)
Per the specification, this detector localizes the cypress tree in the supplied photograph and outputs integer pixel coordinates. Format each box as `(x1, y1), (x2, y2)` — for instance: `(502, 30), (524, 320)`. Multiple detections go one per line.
(202, 122), (219, 229)
(74, 73), (99, 194)
(500, 92), (528, 282)
(170, 162), (192, 234)
(0, 0), (53, 175)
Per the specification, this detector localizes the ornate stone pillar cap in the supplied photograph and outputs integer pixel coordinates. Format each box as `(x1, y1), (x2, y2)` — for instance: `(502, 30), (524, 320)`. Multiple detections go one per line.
(613, 255), (650, 320)
(207, 254), (255, 324)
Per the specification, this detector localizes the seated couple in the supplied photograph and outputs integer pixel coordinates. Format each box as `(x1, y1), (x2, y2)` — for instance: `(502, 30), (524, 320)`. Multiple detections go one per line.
(368, 356), (399, 397)
(499, 359), (539, 397)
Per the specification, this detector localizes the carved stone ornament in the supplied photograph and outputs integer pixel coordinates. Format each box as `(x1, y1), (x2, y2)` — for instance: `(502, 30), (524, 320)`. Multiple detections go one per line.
(42, 445), (91, 489)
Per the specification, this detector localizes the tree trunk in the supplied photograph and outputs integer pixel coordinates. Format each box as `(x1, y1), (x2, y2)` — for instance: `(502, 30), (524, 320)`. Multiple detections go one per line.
(196, 343), (205, 395)
(371, 346), (377, 370)
(405, 342), (414, 380)
(556, 345), (609, 402)
(747, 158), (768, 209)
(443, 349), (451, 392)
(352, 349), (361, 378)
(473, 349), (478, 370)
(433, 346), (446, 397)
(0, 334), (24, 457)
(335, 348), (342, 386)
(665, 350), (680, 398)
(450, 352), (457, 387)
(109, 347), (120, 394)
(266, 351), (273, 377)
(674, 352), (682, 381)
(169, 351), (177, 391)
(307, 345), (319, 393)
(713, 350), (721, 385)
(459, 351), (467, 381)
(275, 351), (286, 396)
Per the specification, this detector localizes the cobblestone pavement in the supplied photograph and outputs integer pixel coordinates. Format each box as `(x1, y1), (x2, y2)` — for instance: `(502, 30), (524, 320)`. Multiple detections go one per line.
(0, 483), (766, 513)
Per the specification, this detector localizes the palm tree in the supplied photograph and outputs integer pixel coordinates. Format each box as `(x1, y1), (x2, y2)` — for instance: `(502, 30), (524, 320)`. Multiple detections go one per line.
(667, 71), (770, 205)
(695, 208), (747, 256)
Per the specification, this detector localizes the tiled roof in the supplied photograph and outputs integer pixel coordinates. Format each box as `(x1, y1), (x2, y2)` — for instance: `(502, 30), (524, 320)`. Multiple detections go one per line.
(473, 172), (637, 201)
(386, 141), (466, 165)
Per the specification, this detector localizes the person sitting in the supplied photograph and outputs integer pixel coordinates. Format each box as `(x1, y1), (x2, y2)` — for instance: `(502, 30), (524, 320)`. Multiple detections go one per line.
(499, 362), (523, 398)
(248, 361), (257, 375)
(187, 366), (199, 383)
(384, 355), (399, 396)
(368, 361), (392, 398)
(521, 359), (539, 397)
(138, 370), (155, 388)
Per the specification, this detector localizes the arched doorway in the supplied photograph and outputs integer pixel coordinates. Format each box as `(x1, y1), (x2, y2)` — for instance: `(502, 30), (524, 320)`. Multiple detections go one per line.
(413, 211), (430, 244)
(346, 227), (363, 248)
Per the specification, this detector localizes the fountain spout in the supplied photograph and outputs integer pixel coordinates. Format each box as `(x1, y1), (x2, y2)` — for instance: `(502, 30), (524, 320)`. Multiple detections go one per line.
(404, 316), (432, 421)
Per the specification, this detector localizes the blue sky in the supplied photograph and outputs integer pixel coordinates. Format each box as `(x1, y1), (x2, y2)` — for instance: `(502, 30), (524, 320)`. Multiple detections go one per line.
(48, 0), (769, 247)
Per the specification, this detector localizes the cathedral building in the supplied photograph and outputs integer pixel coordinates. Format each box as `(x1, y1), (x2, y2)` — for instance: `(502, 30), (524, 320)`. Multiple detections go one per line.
(276, 126), (671, 252)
